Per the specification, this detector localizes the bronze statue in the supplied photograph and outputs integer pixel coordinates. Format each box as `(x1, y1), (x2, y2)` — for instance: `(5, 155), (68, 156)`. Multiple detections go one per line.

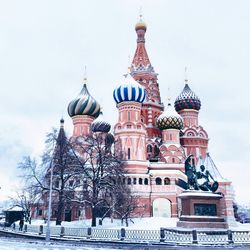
(197, 165), (219, 192)
(184, 155), (219, 192)
(184, 155), (199, 190)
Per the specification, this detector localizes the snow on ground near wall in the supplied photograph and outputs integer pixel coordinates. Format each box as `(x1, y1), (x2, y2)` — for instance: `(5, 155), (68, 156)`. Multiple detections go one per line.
(29, 217), (250, 230)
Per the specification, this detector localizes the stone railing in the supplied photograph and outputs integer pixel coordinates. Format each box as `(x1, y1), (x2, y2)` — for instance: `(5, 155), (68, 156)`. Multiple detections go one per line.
(4, 223), (250, 245)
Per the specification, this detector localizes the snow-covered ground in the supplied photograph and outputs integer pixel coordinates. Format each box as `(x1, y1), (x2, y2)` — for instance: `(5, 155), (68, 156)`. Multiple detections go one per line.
(29, 217), (250, 231)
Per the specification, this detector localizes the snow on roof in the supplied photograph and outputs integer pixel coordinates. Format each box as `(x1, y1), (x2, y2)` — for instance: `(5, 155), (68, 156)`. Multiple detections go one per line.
(178, 190), (223, 198)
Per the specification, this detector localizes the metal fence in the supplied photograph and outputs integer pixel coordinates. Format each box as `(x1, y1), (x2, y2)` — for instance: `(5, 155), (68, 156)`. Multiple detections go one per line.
(3, 223), (250, 245)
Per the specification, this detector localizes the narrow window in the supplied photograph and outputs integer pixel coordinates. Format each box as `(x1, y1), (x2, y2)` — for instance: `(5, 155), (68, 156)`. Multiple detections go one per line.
(127, 178), (131, 185)
(170, 134), (172, 140)
(128, 111), (131, 121)
(139, 178), (143, 185)
(144, 178), (149, 185)
(128, 148), (131, 160)
(133, 178), (137, 185)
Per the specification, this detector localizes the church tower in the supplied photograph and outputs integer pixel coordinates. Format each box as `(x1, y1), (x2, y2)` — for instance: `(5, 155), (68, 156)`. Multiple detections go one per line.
(156, 101), (185, 165)
(130, 16), (164, 139)
(174, 78), (208, 161)
(113, 73), (147, 171)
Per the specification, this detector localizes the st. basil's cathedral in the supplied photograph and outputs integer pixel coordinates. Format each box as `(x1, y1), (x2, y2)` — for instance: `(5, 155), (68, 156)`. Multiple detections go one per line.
(37, 17), (235, 225)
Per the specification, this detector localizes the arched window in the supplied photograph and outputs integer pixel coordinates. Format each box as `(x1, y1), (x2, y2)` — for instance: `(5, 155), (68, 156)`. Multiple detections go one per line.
(144, 178), (149, 185)
(133, 178), (137, 185)
(164, 177), (170, 185)
(147, 145), (153, 153)
(155, 177), (162, 185)
(127, 178), (131, 185)
(172, 158), (175, 163)
(139, 178), (143, 185)
(128, 148), (131, 160)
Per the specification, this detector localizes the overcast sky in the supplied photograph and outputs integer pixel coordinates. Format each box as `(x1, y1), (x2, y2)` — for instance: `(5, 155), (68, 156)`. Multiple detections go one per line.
(0, 0), (249, 205)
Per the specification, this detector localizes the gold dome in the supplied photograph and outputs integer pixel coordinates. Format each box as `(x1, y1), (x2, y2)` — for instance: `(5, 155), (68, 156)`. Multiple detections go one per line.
(135, 20), (147, 31)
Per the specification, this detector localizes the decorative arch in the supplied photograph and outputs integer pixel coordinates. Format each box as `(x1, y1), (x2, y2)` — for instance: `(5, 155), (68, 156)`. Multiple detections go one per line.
(168, 145), (178, 151)
(153, 198), (171, 217)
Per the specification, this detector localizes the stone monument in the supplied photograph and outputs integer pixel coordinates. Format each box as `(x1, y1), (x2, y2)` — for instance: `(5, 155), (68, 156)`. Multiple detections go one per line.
(177, 155), (229, 229)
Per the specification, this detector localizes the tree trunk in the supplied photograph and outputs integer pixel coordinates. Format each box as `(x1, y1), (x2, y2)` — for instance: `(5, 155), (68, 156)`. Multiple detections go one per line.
(91, 206), (97, 227)
(56, 192), (63, 225)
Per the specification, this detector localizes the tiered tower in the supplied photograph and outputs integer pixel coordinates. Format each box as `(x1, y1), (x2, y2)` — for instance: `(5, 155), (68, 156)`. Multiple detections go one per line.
(174, 79), (208, 162)
(130, 16), (164, 141)
(156, 102), (185, 164)
(113, 73), (147, 172)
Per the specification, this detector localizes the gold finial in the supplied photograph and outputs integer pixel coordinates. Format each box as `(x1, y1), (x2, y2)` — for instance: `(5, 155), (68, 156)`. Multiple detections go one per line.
(60, 116), (64, 127)
(184, 66), (188, 83)
(127, 55), (131, 73)
(135, 7), (147, 31)
(83, 65), (87, 84)
(139, 6), (143, 21)
(167, 87), (171, 106)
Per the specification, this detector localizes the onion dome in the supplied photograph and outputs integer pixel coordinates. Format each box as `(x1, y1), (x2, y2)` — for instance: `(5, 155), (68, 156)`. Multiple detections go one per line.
(135, 20), (147, 31)
(156, 103), (183, 130)
(68, 83), (101, 118)
(113, 73), (146, 104)
(91, 111), (111, 133)
(174, 83), (201, 112)
(135, 13), (147, 31)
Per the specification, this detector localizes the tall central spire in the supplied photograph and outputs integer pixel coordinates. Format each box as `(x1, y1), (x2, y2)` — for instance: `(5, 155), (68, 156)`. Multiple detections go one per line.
(130, 15), (164, 138)
(131, 15), (152, 72)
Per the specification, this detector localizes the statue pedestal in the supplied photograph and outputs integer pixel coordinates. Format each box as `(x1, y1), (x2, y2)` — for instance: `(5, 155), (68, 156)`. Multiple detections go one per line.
(177, 191), (229, 229)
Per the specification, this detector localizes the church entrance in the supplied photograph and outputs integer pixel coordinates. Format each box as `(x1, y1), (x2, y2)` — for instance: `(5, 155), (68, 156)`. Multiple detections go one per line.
(153, 198), (171, 217)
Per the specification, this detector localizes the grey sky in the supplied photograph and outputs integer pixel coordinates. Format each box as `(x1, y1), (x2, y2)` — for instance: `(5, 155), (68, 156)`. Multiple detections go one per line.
(0, 0), (249, 205)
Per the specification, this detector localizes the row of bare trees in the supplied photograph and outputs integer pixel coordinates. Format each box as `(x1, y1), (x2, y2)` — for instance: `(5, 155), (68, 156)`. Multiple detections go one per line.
(16, 126), (138, 227)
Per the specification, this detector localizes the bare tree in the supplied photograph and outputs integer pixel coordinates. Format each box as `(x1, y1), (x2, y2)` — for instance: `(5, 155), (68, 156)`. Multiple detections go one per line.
(10, 186), (39, 224)
(113, 184), (139, 227)
(18, 122), (78, 225)
(70, 132), (124, 227)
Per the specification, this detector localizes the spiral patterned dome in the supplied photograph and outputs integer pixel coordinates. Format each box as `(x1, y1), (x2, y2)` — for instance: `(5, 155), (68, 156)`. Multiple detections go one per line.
(113, 73), (146, 104)
(68, 83), (101, 118)
(156, 103), (183, 130)
(91, 111), (111, 133)
(174, 83), (201, 112)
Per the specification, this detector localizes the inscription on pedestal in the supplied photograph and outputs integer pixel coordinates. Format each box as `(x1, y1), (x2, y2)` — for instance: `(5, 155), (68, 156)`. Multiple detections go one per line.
(194, 204), (217, 216)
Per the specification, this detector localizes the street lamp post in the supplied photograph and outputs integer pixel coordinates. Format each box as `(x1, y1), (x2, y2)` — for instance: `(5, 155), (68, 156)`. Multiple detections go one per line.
(45, 161), (53, 242)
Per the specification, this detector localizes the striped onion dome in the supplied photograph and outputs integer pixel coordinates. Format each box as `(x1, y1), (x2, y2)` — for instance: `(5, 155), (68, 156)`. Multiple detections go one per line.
(113, 73), (146, 104)
(156, 103), (183, 130)
(174, 83), (201, 112)
(91, 111), (111, 133)
(68, 83), (101, 118)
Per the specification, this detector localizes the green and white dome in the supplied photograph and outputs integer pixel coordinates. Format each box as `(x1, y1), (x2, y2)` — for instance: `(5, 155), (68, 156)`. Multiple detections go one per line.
(68, 83), (101, 118)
